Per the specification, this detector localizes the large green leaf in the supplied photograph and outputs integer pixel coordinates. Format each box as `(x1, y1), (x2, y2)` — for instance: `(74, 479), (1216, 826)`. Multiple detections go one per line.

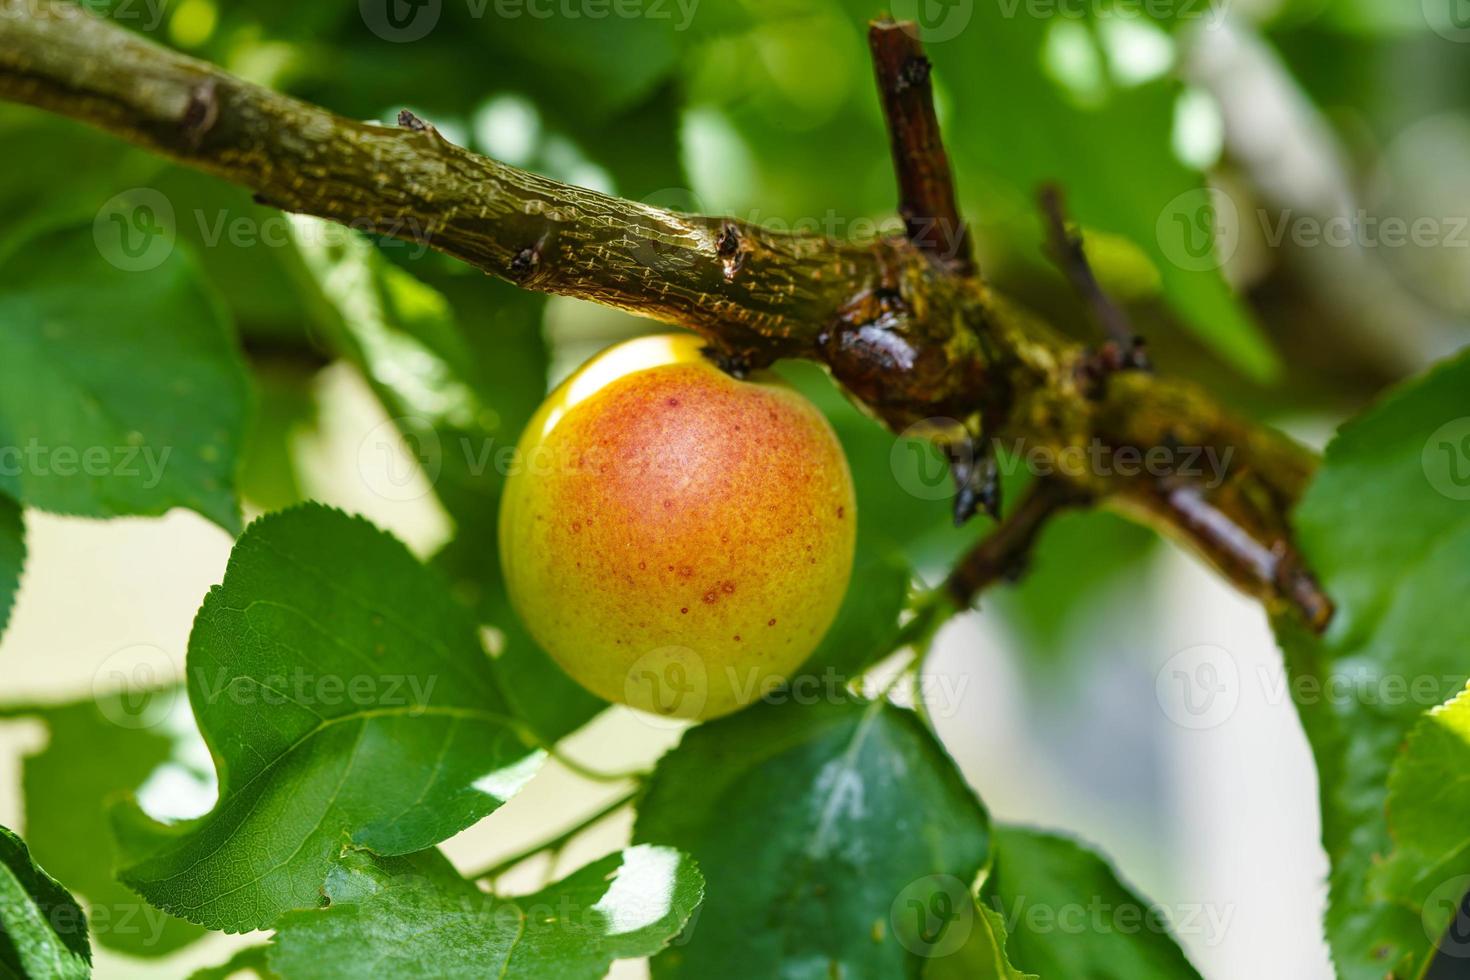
(1274, 348), (1470, 978)
(16, 692), (207, 957)
(980, 826), (1202, 979)
(269, 844), (703, 978)
(116, 504), (542, 933)
(0, 224), (249, 532)
(0, 825), (91, 980)
(634, 698), (990, 978)
(1371, 681), (1470, 958)
(0, 495), (21, 641)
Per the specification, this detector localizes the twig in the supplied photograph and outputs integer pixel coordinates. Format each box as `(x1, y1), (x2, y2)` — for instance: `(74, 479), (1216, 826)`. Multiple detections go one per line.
(542, 744), (649, 785)
(1039, 183), (1150, 373)
(868, 20), (974, 276)
(469, 788), (639, 883)
(946, 478), (1091, 607)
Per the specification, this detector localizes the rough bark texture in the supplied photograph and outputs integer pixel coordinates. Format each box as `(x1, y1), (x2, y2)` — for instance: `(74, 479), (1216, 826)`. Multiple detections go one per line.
(0, 0), (1332, 629)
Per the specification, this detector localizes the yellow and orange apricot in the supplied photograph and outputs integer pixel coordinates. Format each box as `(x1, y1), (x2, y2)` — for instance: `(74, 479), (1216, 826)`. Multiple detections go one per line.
(499, 333), (856, 719)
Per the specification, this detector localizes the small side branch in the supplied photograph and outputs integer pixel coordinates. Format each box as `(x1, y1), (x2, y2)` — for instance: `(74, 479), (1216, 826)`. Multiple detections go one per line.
(868, 20), (975, 276)
(946, 479), (1090, 607)
(1040, 184), (1149, 371)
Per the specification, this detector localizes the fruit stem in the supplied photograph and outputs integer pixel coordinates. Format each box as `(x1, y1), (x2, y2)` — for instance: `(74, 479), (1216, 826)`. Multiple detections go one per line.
(469, 785), (641, 883)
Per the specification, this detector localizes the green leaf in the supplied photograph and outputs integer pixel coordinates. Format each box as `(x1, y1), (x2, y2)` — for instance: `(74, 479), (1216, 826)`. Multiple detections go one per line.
(927, 899), (1038, 980)
(116, 504), (542, 933)
(1274, 348), (1470, 979)
(269, 844), (702, 978)
(0, 495), (22, 641)
(1372, 682), (1470, 948)
(925, 9), (1278, 380)
(0, 223), (249, 532)
(0, 824), (91, 980)
(18, 692), (207, 957)
(634, 698), (990, 978)
(980, 826), (1201, 979)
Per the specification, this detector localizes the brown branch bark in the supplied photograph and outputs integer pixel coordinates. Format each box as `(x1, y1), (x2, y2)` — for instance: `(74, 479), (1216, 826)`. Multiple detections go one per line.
(0, 0), (1333, 631)
(868, 20), (974, 276)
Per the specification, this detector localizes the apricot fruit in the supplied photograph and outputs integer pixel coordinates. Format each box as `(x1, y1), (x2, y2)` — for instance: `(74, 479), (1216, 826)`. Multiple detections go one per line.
(499, 333), (856, 719)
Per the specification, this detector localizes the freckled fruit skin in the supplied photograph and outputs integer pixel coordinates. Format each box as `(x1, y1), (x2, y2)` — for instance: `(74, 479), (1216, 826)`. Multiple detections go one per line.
(499, 333), (856, 720)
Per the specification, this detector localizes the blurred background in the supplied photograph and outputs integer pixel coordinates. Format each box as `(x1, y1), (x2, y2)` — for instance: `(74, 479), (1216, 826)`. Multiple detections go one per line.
(3, 0), (1469, 976)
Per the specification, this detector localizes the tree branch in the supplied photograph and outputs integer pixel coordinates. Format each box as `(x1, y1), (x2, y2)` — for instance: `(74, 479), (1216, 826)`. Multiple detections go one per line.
(0, 0), (1333, 631)
(868, 19), (974, 276)
(1039, 183), (1144, 362)
(946, 478), (1091, 606)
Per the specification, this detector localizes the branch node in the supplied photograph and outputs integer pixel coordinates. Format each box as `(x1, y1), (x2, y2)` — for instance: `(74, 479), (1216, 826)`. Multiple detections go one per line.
(508, 245), (540, 280)
(397, 108), (440, 137)
(716, 222), (748, 281)
(179, 79), (218, 149)
(949, 437), (1001, 525)
(1075, 339), (1152, 398)
(897, 55), (931, 90)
